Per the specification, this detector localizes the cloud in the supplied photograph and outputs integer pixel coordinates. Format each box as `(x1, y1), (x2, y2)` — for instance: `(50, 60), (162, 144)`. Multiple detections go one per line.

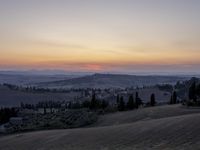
(29, 39), (89, 50)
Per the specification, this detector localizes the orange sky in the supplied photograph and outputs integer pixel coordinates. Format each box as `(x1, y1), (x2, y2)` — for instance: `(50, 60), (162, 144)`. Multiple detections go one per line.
(0, 0), (200, 73)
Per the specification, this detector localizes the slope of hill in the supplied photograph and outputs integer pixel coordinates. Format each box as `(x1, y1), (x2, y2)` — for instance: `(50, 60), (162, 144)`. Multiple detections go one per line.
(1, 105), (200, 150)
(0, 86), (80, 107)
(93, 104), (200, 126)
(0, 85), (171, 107)
(38, 73), (188, 89)
(0, 73), (79, 85)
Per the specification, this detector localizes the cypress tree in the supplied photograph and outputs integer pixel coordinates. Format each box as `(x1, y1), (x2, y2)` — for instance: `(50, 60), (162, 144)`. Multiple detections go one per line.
(118, 96), (125, 111)
(170, 95), (173, 104)
(150, 93), (156, 106)
(127, 94), (134, 110)
(196, 84), (200, 97)
(90, 92), (97, 110)
(116, 94), (120, 104)
(189, 81), (196, 102)
(135, 92), (143, 108)
(173, 91), (177, 104)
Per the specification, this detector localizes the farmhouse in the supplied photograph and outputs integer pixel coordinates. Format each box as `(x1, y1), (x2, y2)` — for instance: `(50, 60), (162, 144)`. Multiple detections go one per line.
(9, 117), (23, 125)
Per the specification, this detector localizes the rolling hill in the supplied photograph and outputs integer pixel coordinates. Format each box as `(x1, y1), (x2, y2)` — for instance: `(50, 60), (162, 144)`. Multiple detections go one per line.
(1, 105), (200, 150)
(0, 85), (80, 107)
(38, 73), (188, 89)
(0, 73), (79, 86)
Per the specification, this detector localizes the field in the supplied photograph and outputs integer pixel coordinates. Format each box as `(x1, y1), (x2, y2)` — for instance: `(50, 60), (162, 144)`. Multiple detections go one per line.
(5, 110), (97, 133)
(0, 85), (83, 107)
(1, 104), (200, 150)
(0, 85), (171, 107)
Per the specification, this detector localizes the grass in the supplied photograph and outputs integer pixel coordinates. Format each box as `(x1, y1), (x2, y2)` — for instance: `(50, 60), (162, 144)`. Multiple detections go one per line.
(1, 104), (200, 150)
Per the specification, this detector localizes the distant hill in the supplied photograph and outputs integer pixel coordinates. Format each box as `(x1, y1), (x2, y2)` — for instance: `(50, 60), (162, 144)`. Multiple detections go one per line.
(0, 73), (80, 85)
(38, 73), (189, 89)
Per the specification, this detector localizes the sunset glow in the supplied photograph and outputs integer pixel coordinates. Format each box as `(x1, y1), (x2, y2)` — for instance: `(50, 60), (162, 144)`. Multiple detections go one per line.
(1, 0), (200, 73)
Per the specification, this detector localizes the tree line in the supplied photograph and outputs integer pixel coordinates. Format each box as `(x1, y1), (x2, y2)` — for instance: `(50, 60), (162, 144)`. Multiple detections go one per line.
(0, 108), (18, 124)
(116, 92), (158, 111)
(186, 80), (200, 106)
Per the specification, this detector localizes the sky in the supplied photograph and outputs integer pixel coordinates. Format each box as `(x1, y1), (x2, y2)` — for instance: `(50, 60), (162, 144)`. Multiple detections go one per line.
(0, 0), (200, 74)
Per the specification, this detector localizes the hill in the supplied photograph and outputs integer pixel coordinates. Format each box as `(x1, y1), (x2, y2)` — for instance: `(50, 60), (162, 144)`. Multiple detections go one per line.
(0, 73), (79, 86)
(0, 84), (172, 107)
(38, 73), (188, 89)
(93, 104), (200, 126)
(0, 85), (79, 107)
(1, 105), (200, 150)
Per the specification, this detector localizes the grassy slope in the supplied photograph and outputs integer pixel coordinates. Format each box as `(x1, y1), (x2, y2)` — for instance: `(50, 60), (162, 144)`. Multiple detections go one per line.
(93, 104), (200, 126)
(1, 105), (200, 150)
(0, 86), (81, 107)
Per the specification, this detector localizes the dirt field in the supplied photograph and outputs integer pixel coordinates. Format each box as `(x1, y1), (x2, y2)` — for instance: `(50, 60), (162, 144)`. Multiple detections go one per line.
(1, 105), (200, 150)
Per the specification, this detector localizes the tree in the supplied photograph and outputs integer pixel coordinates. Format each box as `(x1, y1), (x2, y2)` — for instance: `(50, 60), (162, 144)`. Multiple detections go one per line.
(90, 92), (97, 110)
(127, 94), (135, 110)
(0, 108), (18, 124)
(135, 92), (143, 108)
(101, 100), (108, 110)
(44, 107), (47, 114)
(172, 91), (177, 104)
(20, 102), (25, 109)
(150, 93), (156, 106)
(170, 95), (173, 104)
(196, 84), (200, 97)
(116, 94), (120, 104)
(135, 92), (139, 100)
(189, 81), (196, 102)
(71, 102), (81, 109)
(118, 96), (125, 111)
(68, 102), (72, 109)
(82, 100), (91, 108)
(169, 91), (177, 104)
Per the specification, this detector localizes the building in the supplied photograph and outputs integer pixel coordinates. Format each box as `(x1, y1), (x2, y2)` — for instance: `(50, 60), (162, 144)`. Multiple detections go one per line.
(9, 117), (23, 126)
